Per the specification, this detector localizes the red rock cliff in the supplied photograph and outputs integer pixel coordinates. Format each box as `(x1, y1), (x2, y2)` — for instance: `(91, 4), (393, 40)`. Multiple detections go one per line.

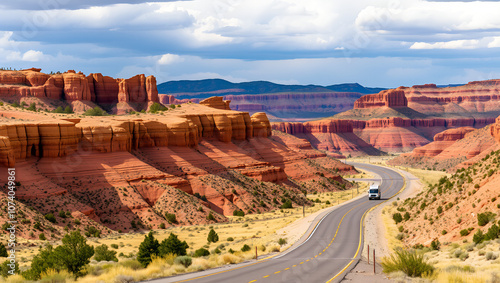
(0, 68), (158, 105)
(354, 88), (408, 109)
(0, 103), (273, 167)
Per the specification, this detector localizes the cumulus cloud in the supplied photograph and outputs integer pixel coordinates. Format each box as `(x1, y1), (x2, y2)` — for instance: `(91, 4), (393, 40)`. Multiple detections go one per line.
(22, 50), (44, 61)
(158, 53), (184, 65)
(410, 39), (480, 50)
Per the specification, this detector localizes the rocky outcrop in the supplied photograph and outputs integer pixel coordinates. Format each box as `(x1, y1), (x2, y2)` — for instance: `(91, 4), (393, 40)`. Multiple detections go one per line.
(411, 127), (476, 157)
(0, 103), (273, 167)
(199, 96), (231, 110)
(491, 116), (500, 144)
(354, 88), (408, 109)
(0, 68), (159, 106)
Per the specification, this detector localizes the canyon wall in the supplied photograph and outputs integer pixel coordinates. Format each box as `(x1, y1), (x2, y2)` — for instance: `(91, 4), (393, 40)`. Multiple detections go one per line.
(272, 117), (496, 155)
(0, 104), (272, 167)
(0, 68), (159, 104)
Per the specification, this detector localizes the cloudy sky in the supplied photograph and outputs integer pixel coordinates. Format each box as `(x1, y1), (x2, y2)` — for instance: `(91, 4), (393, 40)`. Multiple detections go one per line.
(1, 0), (500, 87)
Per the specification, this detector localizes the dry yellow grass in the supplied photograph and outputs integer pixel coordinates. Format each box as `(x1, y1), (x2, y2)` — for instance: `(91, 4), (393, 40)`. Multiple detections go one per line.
(11, 185), (367, 282)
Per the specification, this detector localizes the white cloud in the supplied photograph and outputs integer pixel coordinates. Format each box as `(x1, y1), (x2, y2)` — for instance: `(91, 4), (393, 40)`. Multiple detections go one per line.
(410, 39), (480, 50)
(22, 50), (44, 61)
(158, 53), (184, 65)
(488, 37), (500, 48)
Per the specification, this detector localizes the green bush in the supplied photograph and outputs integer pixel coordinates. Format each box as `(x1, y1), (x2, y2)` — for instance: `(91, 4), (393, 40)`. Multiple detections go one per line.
(478, 212), (496, 226)
(241, 244), (251, 252)
(0, 260), (19, 277)
(148, 102), (167, 113)
(64, 106), (73, 113)
(404, 212), (410, 221)
(0, 243), (7, 257)
(233, 210), (245, 217)
(437, 206), (443, 214)
(393, 213), (403, 224)
(484, 224), (500, 241)
(206, 212), (215, 221)
(27, 103), (36, 111)
(280, 200), (292, 209)
(44, 213), (56, 223)
(158, 233), (189, 257)
(460, 229), (470, 237)
(137, 232), (159, 267)
(165, 213), (177, 224)
(174, 256), (192, 268)
(430, 239), (440, 250)
(485, 252), (498, 261)
(83, 107), (108, 116)
(227, 237), (234, 242)
(381, 249), (434, 277)
(94, 244), (118, 262)
(207, 229), (219, 243)
(193, 248), (210, 257)
(278, 238), (287, 246)
(39, 233), (46, 240)
(53, 106), (64, 113)
(473, 229), (484, 244)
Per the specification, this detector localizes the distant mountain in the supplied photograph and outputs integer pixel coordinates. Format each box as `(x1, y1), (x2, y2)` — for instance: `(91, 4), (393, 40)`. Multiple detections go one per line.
(325, 83), (386, 94)
(157, 79), (385, 99)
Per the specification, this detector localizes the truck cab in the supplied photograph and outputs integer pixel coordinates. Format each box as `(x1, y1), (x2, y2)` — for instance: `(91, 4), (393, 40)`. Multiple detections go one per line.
(368, 185), (381, 200)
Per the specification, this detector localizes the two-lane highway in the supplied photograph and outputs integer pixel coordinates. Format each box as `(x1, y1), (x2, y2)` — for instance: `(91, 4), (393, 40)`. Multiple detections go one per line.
(151, 163), (405, 283)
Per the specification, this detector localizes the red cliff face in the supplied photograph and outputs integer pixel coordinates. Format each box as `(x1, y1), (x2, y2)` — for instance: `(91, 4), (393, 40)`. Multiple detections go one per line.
(158, 94), (199, 105)
(491, 116), (500, 144)
(199, 96), (231, 110)
(354, 88), (408, 109)
(0, 68), (158, 105)
(272, 117), (496, 155)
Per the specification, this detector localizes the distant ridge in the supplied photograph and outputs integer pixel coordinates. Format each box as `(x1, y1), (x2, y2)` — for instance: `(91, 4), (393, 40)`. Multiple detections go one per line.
(157, 79), (386, 99)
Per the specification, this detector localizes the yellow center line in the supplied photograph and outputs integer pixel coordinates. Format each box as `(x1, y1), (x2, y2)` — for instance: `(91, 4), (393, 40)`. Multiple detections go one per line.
(284, 268), (290, 270)
(263, 275), (269, 278)
(326, 170), (407, 283)
(249, 280), (257, 283)
(292, 265), (297, 267)
(274, 271), (281, 274)
(300, 262), (304, 264)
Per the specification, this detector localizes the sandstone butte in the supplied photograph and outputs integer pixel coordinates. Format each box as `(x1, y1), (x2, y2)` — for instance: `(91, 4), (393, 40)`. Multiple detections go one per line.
(0, 68), (159, 110)
(272, 80), (500, 155)
(0, 98), (356, 239)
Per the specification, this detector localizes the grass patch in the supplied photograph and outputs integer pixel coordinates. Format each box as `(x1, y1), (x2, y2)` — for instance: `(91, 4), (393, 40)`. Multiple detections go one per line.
(381, 248), (435, 278)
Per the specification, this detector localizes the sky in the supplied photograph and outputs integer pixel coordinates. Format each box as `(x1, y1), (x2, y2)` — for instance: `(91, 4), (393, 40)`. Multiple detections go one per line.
(1, 0), (500, 88)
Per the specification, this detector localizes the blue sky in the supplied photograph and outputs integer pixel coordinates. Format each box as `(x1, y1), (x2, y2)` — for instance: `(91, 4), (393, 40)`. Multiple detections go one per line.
(1, 0), (500, 88)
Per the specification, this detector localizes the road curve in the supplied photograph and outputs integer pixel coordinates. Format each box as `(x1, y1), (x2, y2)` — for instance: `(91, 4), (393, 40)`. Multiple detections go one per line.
(149, 163), (405, 283)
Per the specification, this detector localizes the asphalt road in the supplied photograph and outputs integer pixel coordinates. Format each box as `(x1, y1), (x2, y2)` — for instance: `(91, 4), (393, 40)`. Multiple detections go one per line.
(150, 163), (405, 283)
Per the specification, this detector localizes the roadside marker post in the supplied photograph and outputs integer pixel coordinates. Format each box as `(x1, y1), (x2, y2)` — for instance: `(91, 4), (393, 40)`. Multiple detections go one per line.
(367, 245), (369, 264)
(255, 246), (258, 260)
(373, 249), (376, 274)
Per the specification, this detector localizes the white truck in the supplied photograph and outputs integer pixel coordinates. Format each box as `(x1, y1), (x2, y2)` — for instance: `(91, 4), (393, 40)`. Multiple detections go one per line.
(368, 184), (381, 200)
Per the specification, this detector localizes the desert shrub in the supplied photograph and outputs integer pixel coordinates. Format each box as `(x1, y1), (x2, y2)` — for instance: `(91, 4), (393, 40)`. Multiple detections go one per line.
(148, 102), (167, 113)
(464, 243), (475, 252)
(85, 226), (101, 238)
(396, 233), (404, 240)
(110, 244), (119, 249)
(381, 249), (434, 277)
(430, 239), (440, 250)
(159, 233), (189, 257)
(39, 233), (46, 240)
(0, 243), (7, 257)
(83, 107), (107, 116)
(94, 244), (118, 262)
(137, 232), (159, 267)
(27, 103), (36, 111)
(0, 260), (19, 277)
(459, 252), (469, 261)
(460, 229), (470, 237)
(278, 238), (287, 246)
(233, 210), (245, 217)
(174, 256), (192, 268)
(64, 106), (73, 113)
(437, 206), (443, 214)
(473, 229), (485, 244)
(241, 244), (251, 252)
(165, 213), (177, 224)
(207, 229), (219, 243)
(478, 212), (496, 226)
(226, 237), (234, 242)
(44, 213), (56, 223)
(160, 223), (166, 229)
(404, 212), (410, 221)
(393, 213), (403, 224)
(441, 230), (447, 235)
(73, 219), (81, 225)
(280, 200), (292, 209)
(485, 224), (500, 241)
(453, 249), (464, 258)
(206, 212), (215, 221)
(193, 248), (210, 258)
(485, 252), (498, 260)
